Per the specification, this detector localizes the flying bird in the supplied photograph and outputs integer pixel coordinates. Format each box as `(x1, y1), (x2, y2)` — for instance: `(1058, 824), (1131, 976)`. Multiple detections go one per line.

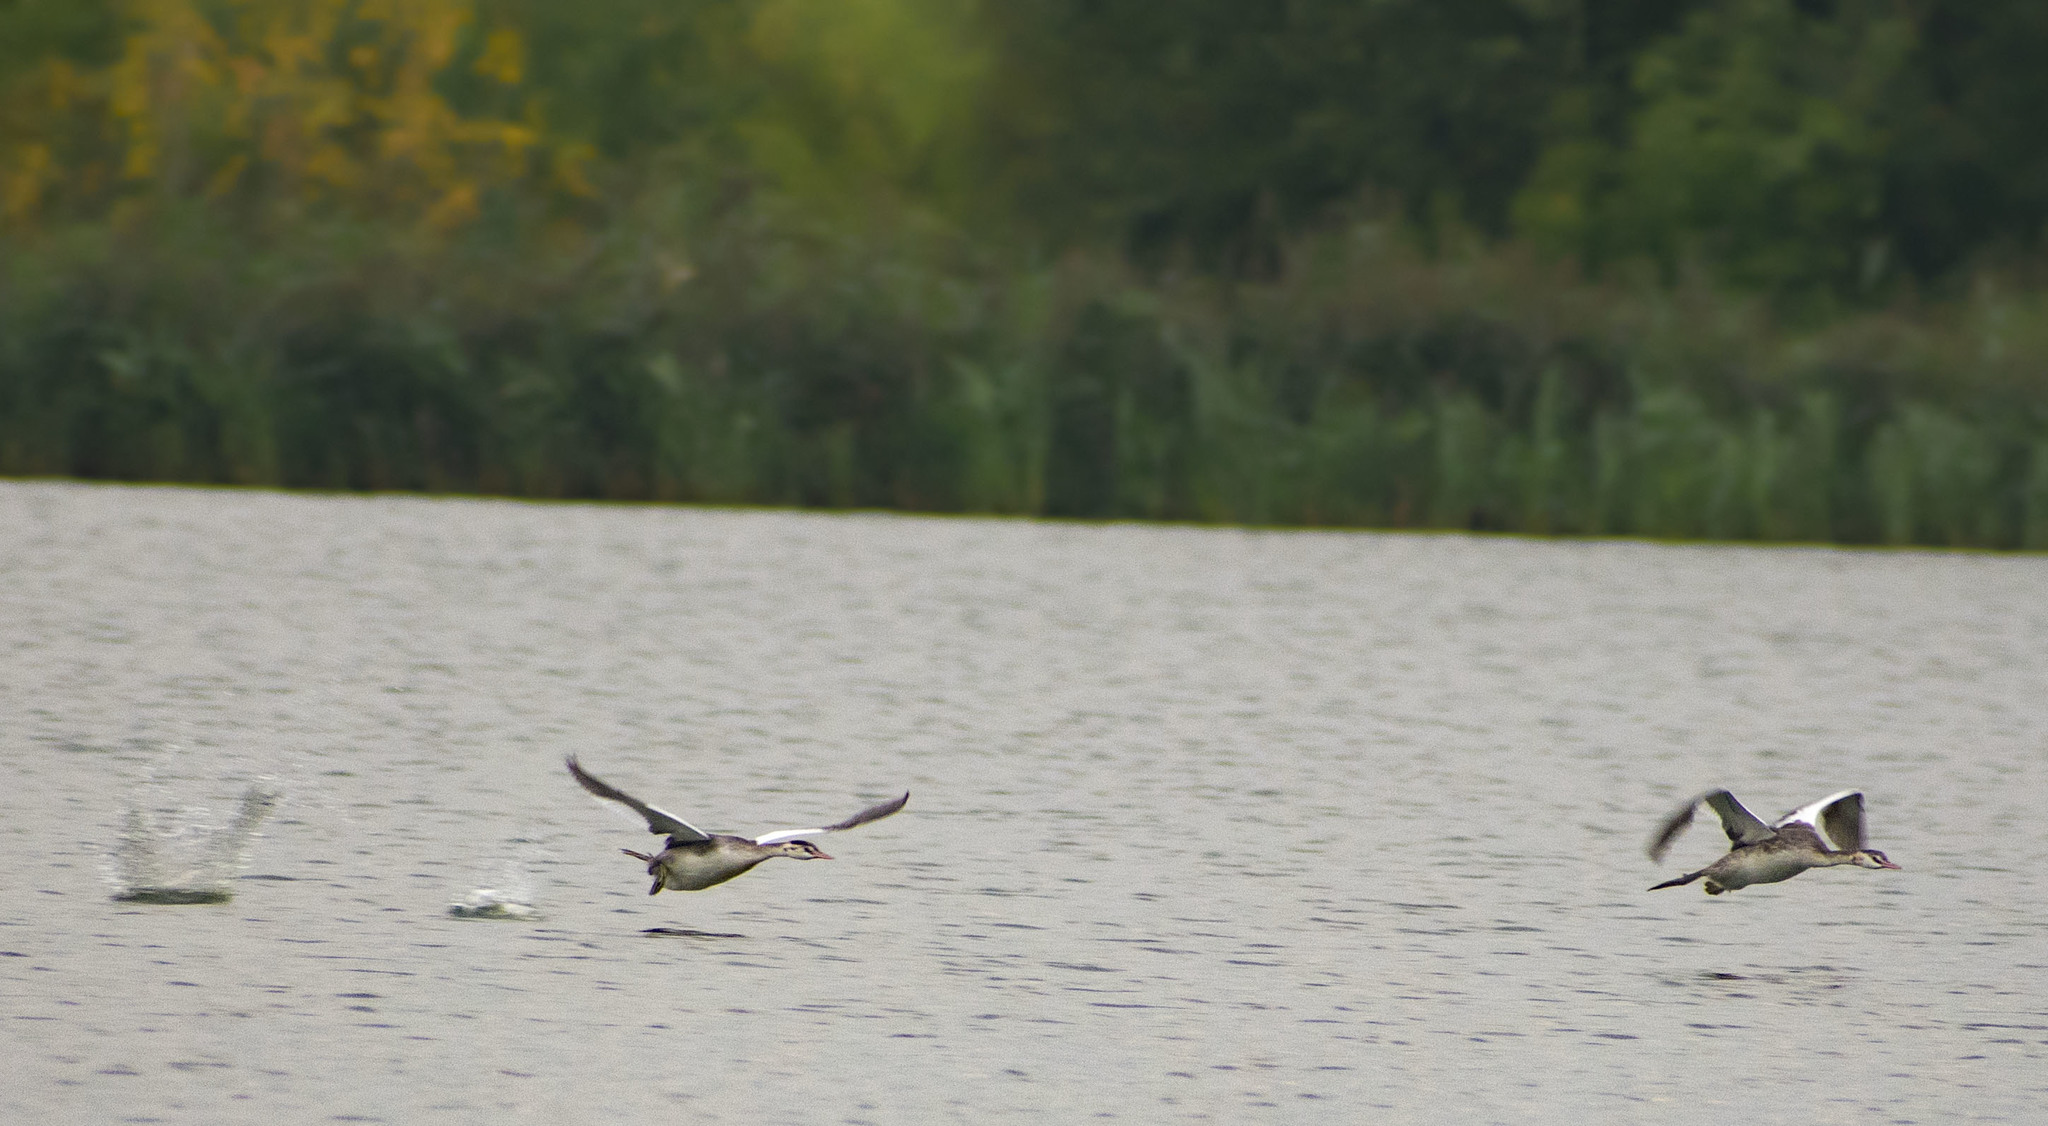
(566, 756), (907, 896)
(1648, 788), (1899, 894)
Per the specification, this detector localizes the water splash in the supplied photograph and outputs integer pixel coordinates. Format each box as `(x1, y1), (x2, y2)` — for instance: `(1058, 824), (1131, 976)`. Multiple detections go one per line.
(112, 786), (278, 904)
(448, 854), (541, 919)
(447, 889), (538, 919)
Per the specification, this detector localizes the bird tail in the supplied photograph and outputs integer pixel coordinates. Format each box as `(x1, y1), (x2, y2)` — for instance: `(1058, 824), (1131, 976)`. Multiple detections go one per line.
(1649, 869), (1704, 891)
(620, 849), (663, 894)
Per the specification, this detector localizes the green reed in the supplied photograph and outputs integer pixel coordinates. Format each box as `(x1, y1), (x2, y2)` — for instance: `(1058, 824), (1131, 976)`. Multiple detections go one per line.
(3, 206), (2045, 548)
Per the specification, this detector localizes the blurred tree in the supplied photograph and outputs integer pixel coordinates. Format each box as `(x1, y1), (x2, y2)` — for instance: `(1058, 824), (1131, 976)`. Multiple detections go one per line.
(6, 0), (2048, 293)
(984, 0), (1569, 270)
(423, 0), (994, 225)
(736, 0), (988, 216)
(1880, 0), (2048, 280)
(1518, 0), (2048, 296)
(0, 0), (125, 220)
(1517, 0), (1912, 297)
(463, 0), (732, 160)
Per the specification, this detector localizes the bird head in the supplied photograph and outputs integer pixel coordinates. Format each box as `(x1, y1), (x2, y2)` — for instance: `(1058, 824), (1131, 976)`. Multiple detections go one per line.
(774, 840), (832, 860)
(1852, 849), (1900, 870)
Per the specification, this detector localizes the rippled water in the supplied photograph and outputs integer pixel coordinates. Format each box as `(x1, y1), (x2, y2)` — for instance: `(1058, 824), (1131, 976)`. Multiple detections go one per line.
(3, 481), (2045, 1123)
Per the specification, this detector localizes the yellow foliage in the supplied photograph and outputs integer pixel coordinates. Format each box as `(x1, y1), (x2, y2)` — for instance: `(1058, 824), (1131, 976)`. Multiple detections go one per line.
(2, 142), (55, 221)
(0, 0), (999, 229)
(473, 28), (524, 86)
(0, 0), (558, 229)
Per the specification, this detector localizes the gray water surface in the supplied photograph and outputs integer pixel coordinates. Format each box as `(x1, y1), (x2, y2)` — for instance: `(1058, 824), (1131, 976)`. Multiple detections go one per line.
(3, 481), (2045, 1123)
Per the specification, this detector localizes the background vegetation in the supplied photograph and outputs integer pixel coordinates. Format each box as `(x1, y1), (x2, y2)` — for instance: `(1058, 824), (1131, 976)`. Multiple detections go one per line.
(4, 0), (2047, 546)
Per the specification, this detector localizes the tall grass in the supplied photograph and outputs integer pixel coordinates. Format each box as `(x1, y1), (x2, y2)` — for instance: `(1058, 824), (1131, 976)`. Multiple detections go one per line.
(3, 202), (2046, 548)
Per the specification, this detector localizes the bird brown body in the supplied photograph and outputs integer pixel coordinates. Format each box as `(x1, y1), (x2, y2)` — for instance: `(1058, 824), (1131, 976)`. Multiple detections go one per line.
(566, 756), (908, 896)
(621, 835), (826, 894)
(1648, 788), (1900, 894)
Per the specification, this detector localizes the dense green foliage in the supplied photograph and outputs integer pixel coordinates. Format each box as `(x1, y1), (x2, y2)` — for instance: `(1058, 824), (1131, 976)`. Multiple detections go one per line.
(3, 0), (2047, 546)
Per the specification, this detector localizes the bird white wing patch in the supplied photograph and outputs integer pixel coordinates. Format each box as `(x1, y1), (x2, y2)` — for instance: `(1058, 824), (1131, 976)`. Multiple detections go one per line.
(753, 792), (909, 846)
(1774, 788), (1857, 828)
(1776, 790), (1865, 851)
(751, 827), (830, 846)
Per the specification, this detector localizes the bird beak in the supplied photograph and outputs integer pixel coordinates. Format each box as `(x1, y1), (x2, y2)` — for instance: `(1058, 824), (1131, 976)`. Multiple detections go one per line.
(1879, 857), (1901, 869)
(812, 849), (834, 860)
